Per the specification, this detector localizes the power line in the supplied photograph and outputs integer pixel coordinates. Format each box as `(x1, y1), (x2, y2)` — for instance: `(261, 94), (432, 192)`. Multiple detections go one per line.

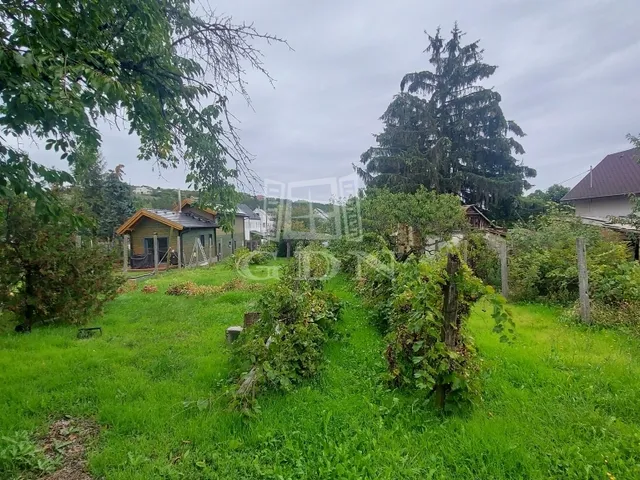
(558, 169), (590, 185)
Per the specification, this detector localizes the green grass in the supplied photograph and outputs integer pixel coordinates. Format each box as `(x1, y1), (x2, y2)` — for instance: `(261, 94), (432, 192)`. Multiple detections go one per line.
(1, 263), (640, 479)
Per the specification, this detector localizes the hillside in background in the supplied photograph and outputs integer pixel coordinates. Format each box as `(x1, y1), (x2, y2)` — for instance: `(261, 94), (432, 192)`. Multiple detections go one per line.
(131, 186), (333, 213)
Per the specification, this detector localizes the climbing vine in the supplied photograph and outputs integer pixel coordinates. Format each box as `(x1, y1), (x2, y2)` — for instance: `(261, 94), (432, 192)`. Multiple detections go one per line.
(357, 247), (513, 410)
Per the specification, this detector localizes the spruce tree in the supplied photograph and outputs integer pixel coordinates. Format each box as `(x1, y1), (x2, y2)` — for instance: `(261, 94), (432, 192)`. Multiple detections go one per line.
(359, 24), (536, 213)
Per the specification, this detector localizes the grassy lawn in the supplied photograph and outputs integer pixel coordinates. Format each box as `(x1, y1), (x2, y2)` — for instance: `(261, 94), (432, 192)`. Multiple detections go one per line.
(1, 263), (640, 479)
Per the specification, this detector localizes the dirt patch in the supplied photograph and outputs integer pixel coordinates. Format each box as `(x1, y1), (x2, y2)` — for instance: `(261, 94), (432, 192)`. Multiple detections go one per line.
(39, 417), (100, 480)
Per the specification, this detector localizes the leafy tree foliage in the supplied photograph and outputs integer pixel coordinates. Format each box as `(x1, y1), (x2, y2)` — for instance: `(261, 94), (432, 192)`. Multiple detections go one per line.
(99, 171), (135, 240)
(358, 25), (535, 215)
(70, 144), (134, 240)
(361, 187), (466, 254)
(0, 1), (284, 217)
(0, 195), (123, 329)
(494, 183), (571, 224)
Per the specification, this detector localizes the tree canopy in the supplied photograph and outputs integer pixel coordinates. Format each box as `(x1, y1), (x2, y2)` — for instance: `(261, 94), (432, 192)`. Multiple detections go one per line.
(358, 24), (535, 216)
(0, 0), (285, 217)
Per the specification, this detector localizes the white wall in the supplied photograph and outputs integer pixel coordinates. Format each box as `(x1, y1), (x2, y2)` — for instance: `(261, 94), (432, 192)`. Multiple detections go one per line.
(572, 196), (633, 221)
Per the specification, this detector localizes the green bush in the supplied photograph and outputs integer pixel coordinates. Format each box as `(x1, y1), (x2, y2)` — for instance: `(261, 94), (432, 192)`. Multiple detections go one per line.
(229, 245), (274, 270)
(509, 211), (630, 304)
(0, 196), (124, 328)
(230, 251), (341, 411)
(465, 232), (501, 288)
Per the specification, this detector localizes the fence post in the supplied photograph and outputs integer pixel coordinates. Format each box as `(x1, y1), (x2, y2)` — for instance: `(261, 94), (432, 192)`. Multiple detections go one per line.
(153, 233), (159, 274)
(123, 234), (129, 273)
(436, 253), (461, 409)
(500, 239), (509, 299)
(576, 237), (591, 324)
(177, 234), (182, 269)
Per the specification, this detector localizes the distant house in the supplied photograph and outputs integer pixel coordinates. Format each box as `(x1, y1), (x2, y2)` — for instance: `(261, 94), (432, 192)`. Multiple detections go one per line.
(253, 207), (275, 236)
(463, 205), (502, 232)
(562, 148), (640, 223)
(133, 185), (152, 195)
(237, 204), (261, 242)
(116, 199), (247, 268)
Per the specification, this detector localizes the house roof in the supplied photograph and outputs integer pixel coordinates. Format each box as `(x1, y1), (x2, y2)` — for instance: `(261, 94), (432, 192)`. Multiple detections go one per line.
(238, 203), (259, 220)
(174, 198), (216, 215)
(562, 148), (640, 201)
(463, 205), (494, 226)
(116, 209), (216, 235)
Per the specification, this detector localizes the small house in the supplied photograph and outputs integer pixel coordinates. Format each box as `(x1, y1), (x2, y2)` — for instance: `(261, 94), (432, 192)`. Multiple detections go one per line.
(116, 199), (247, 269)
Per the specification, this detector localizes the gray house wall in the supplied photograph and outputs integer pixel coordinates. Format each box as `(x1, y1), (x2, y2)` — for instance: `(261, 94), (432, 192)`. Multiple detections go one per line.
(181, 228), (216, 264)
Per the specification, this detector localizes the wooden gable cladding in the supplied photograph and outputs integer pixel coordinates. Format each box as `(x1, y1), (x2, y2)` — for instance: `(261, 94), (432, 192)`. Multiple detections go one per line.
(116, 209), (183, 235)
(129, 217), (179, 255)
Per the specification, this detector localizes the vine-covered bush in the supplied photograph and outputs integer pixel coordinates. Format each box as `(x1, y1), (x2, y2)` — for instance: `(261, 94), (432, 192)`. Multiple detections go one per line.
(230, 256), (341, 411)
(357, 247), (512, 410)
(509, 211), (630, 303)
(465, 232), (501, 288)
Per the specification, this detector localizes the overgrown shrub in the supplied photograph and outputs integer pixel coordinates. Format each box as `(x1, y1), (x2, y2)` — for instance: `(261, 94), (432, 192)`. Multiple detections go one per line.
(229, 246), (274, 270)
(328, 233), (388, 277)
(0, 196), (124, 329)
(230, 254), (341, 411)
(141, 284), (158, 294)
(357, 247), (512, 410)
(465, 232), (501, 288)
(509, 211), (630, 303)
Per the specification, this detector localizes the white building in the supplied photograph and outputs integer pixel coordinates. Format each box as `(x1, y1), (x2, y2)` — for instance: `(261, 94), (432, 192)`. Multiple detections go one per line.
(562, 148), (640, 223)
(133, 185), (152, 195)
(238, 204), (261, 242)
(254, 207), (275, 235)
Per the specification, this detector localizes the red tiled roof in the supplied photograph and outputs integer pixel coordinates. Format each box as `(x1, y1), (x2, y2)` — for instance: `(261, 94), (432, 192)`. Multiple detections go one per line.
(562, 148), (640, 201)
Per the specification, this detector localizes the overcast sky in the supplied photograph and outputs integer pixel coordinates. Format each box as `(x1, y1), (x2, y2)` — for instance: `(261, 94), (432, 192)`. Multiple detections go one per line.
(25, 0), (640, 198)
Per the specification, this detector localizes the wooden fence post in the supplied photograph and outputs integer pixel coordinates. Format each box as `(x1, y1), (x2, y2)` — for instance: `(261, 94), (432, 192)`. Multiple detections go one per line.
(176, 234), (182, 269)
(500, 239), (509, 299)
(576, 237), (591, 324)
(436, 253), (461, 409)
(153, 233), (159, 274)
(123, 234), (129, 273)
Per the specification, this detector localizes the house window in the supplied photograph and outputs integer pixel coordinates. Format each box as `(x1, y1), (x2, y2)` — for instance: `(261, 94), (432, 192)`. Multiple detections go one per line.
(144, 237), (169, 261)
(199, 234), (205, 247)
(208, 233), (213, 246)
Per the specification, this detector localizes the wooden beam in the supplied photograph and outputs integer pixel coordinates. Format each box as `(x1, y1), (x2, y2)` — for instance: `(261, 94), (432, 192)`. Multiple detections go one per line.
(123, 234), (129, 272)
(153, 233), (159, 275)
